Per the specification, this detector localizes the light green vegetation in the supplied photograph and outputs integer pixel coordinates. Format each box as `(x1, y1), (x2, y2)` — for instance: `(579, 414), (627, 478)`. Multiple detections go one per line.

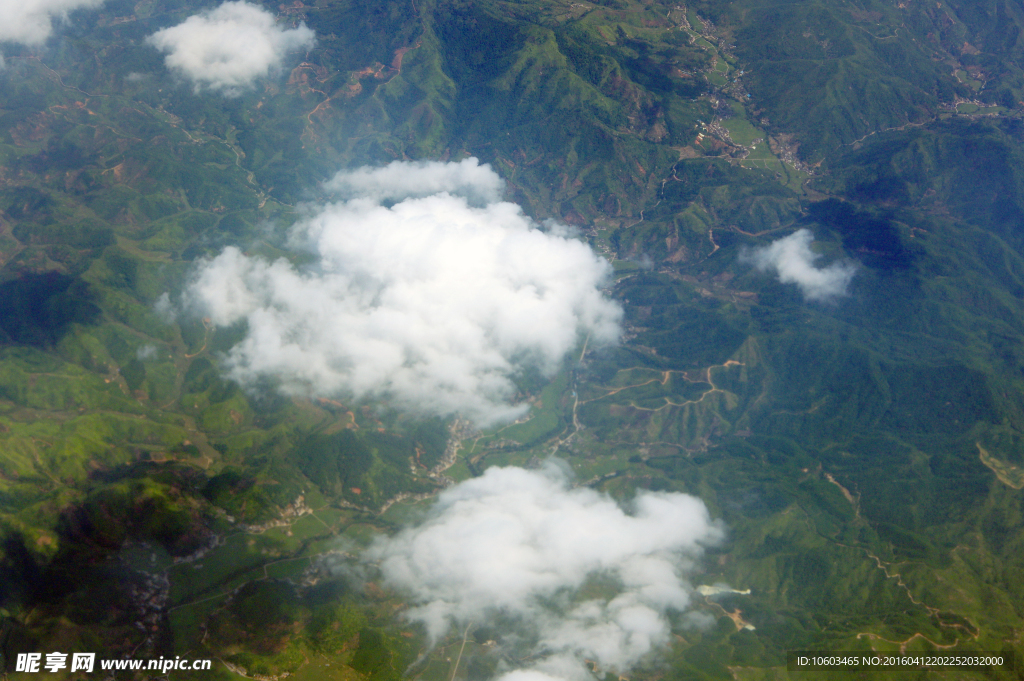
(955, 70), (983, 91)
(955, 102), (1005, 115)
(721, 107), (762, 147)
(2, 0), (1024, 679)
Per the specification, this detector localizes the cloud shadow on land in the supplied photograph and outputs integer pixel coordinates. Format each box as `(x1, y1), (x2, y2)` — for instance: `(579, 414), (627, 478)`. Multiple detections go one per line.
(0, 271), (100, 347)
(806, 199), (918, 272)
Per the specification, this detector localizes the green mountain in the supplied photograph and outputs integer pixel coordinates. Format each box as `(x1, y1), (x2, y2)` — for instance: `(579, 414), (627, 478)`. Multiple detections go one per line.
(2, 0), (1024, 678)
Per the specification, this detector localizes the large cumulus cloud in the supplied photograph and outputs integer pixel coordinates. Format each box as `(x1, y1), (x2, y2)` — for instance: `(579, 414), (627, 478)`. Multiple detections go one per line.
(0, 0), (105, 46)
(184, 158), (622, 425)
(743, 229), (856, 301)
(146, 1), (314, 94)
(365, 462), (723, 680)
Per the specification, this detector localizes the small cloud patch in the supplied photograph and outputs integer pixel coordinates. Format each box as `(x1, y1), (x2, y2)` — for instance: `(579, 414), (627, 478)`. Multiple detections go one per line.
(743, 229), (856, 301)
(146, 1), (315, 95)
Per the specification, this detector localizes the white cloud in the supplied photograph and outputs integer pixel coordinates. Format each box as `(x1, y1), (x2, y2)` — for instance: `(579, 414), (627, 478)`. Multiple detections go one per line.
(364, 463), (723, 680)
(153, 292), (177, 324)
(146, 1), (315, 95)
(743, 229), (856, 301)
(497, 667), (584, 681)
(324, 157), (505, 206)
(0, 0), (105, 46)
(183, 158), (621, 426)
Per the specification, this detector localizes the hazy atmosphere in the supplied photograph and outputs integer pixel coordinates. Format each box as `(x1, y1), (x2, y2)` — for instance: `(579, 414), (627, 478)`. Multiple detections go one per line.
(1, 0), (1023, 679)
